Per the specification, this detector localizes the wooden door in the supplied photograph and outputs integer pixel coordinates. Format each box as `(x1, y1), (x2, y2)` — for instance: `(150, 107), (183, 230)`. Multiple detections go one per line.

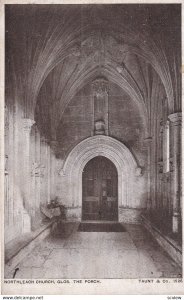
(82, 156), (118, 221)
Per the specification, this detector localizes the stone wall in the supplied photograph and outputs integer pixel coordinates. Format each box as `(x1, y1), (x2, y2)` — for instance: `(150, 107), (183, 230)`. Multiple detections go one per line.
(4, 103), (56, 243)
(146, 92), (182, 237)
(50, 82), (148, 221)
(56, 82), (146, 166)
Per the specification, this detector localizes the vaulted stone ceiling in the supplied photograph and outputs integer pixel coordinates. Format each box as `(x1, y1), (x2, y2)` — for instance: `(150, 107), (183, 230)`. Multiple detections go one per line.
(6, 4), (181, 140)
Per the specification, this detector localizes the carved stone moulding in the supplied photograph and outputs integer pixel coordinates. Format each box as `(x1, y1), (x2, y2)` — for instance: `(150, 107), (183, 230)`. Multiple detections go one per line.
(169, 157), (174, 172)
(22, 118), (35, 132)
(168, 112), (182, 126)
(58, 135), (142, 210)
(94, 120), (105, 135)
(70, 44), (81, 57)
(158, 161), (163, 174)
(144, 136), (152, 143)
(5, 154), (8, 173)
(92, 76), (109, 96)
(142, 136), (152, 150)
(135, 167), (143, 177)
(31, 162), (45, 177)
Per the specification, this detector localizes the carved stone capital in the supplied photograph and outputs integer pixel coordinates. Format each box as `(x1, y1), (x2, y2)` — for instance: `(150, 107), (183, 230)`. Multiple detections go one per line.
(160, 119), (163, 126)
(94, 120), (105, 135)
(5, 105), (9, 132)
(144, 136), (152, 143)
(169, 158), (174, 172)
(70, 44), (81, 57)
(135, 167), (143, 177)
(168, 112), (182, 126)
(116, 65), (124, 74)
(162, 172), (170, 182)
(23, 118), (35, 132)
(158, 161), (163, 174)
(92, 77), (109, 96)
(143, 137), (152, 148)
(5, 154), (8, 172)
(31, 162), (45, 177)
(59, 169), (66, 177)
(40, 136), (49, 144)
(158, 119), (163, 135)
(50, 140), (58, 149)
(44, 138), (50, 144)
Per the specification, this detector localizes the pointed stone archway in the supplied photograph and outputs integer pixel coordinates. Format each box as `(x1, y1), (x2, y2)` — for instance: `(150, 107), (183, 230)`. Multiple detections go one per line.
(58, 135), (145, 221)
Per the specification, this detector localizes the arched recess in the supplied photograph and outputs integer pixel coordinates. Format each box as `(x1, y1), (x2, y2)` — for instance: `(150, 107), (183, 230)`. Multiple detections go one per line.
(82, 156), (118, 221)
(58, 135), (145, 219)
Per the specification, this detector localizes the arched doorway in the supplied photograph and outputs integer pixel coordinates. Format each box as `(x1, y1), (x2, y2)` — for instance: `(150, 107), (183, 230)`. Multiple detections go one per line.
(82, 156), (118, 221)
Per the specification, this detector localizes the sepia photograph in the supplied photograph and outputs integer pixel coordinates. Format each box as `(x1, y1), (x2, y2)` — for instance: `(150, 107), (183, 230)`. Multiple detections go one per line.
(1, 1), (183, 295)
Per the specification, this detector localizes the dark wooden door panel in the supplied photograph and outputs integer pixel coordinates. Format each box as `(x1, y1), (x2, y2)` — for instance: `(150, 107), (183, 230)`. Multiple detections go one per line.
(82, 156), (118, 221)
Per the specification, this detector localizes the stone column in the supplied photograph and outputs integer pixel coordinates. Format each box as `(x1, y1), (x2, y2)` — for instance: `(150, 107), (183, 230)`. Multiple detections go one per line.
(35, 127), (41, 211)
(50, 140), (58, 200)
(7, 109), (14, 228)
(4, 155), (9, 226)
(168, 112), (182, 233)
(4, 106), (10, 226)
(158, 121), (164, 212)
(40, 136), (47, 205)
(144, 137), (153, 212)
(158, 163), (163, 212)
(46, 139), (51, 204)
(22, 118), (35, 232)
(23, 118), (35, 191)
(158, 120), (164, 161)
(40, 137), (51, 204)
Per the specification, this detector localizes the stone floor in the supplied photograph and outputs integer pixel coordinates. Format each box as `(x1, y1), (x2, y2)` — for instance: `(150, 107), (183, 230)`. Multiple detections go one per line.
(5, 223), (182, 279)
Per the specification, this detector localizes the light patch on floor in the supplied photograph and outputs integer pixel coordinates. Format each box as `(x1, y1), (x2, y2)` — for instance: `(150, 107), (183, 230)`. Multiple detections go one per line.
(5, 224), (182, 279)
